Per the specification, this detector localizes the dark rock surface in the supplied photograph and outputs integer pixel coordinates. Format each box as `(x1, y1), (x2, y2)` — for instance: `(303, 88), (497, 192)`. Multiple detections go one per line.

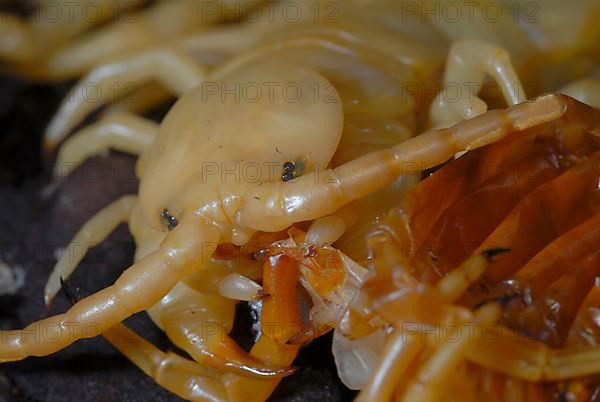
(0, 30), (356, 402)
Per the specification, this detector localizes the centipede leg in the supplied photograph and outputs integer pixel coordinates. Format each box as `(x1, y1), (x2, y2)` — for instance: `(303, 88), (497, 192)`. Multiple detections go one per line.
(429, 39), (527, 128)
(53, 112), (158, 172)
(224, 254), (302, 402)
(104, 322), (229, 402)
(156, 283), (294, 379)
(45, 47), (205, 149)
(44, 195), (138, 305)
(0, 218), (220, 361)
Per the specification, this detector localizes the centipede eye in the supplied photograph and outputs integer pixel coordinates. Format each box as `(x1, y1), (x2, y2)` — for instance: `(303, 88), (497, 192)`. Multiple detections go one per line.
(283, 161), (295, 172)
(282, 171), (295, 182)
(161, 209), (178, 230)
(281, 160), (305, 182)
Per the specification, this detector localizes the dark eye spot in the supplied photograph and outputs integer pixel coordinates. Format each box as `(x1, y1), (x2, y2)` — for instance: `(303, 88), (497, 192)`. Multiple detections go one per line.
(161, 209), (178, 230)
(282, 171), (295, 182)
(283, 161), (295, 172)
(282, 160), (304, 182)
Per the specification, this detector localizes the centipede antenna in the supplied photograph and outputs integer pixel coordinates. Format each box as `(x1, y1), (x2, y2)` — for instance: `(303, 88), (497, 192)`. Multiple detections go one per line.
(258, 292), (272, 300)
(59, 276), (81, 306)
(421, 159), (452, 179)
(473, 292), (520, 310)
(286, 328), (314, 345)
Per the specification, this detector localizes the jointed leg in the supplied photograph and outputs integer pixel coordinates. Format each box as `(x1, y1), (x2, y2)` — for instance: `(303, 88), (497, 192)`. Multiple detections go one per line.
(356, 332), (424, 402)
(106, 82), (173, 116)
(463, 252), (600, 381)
(0, 15), (35, 62)
(182, 25), (266, 57)
(182, 265), (263, 301)
(398, 304), (499, 402)
(43, 0), (268, 78)
(103, 322), (228, 402)
(45, 47), (205, 149)
(224, 254), (302, 402)
(100, 24), (270, 116)
(0, 217), (220, 361)
(511, 213), (600, 297)
(44, 195), (138, 305)
(0, 0), (146, 63)
(429, 39), (527, 128)
(58, 261), (228, 402)
(365, 245), (600, 386)
(357, 254), (501, 401)
(239, 94), (568, 232)
(53, 112), (158, 174)
(465, 326), (600, 381)
(560, 79), (600, 108)
(155, 283), (293, 378)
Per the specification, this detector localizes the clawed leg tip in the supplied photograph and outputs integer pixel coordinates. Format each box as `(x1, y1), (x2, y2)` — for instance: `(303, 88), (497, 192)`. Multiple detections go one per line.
(43, 283), (59, 306)
(43, 294), (53, 310)
(481, 247), (511, 262)
(59, 276), (81, 306)
(267, 365), (299, 378)
(43, 137), (57, 155)
(283, 366), (300, 376)
(235, 360), (299, 378)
